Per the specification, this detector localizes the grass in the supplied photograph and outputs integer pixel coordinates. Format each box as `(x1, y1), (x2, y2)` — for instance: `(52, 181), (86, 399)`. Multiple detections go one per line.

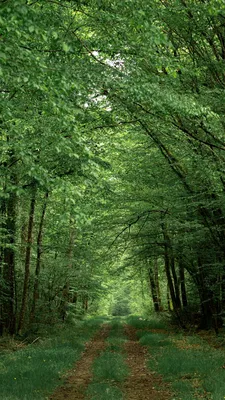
(137, 328), (225, 400)
(126, 315), (225, 398)
(203, 369), (225, 399)
(126, 315), (168, 330)
(106, 337), (127, 352)
(139, 332), (170, 347)
(172, 380), (196, 400)
(92, 351), (129, 382)
(86, 318), (128, 400)
(0, 318), (103, 400)
(149, 346), (224, 377)
(106, 318), (127, 351)
(108, 319), (125, 336)
(86, 383), (123, 400)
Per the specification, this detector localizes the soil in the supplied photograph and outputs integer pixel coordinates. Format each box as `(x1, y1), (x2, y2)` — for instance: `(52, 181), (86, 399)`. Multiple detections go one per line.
(123, 325), (172, 400)
(49, 324), (173, 400)
(49, 324), (110, 400)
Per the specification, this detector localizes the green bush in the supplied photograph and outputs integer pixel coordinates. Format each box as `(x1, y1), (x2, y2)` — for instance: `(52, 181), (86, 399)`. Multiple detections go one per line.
(111, 300), (131, 316)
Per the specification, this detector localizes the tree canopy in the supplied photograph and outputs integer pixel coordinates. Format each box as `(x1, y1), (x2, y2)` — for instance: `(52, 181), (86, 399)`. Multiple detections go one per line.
(1, 0), (225, 334)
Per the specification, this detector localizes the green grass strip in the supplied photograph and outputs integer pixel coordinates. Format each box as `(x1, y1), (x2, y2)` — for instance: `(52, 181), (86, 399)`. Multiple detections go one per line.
(92, 351), (129, 382)
(106, 319), (127, 352)
(86, 319), (128, 400)
(86, 382), (123, 400)
(106, 337), (127, 352)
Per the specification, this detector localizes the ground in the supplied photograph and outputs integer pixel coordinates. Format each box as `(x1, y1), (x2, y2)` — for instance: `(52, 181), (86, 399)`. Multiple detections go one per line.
(49, 323), (172, 400)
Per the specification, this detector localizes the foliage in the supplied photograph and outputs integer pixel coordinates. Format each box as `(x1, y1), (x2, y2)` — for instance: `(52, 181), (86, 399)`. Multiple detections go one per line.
(1, 0), (225, 337)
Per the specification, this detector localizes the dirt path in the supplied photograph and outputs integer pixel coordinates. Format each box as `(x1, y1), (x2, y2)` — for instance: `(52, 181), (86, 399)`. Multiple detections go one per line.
(123, 325), (172, 400)
(49, 324), (110, 400)
(49, 323), (173, 400)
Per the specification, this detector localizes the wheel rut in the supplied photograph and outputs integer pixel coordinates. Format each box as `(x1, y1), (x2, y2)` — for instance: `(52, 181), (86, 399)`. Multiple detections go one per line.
(122, 325), (172, 400)
(49, 323), (173, 400)
(49, 324), (110, 400)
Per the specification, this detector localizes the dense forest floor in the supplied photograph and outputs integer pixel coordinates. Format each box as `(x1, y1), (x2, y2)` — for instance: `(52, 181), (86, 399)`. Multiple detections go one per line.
(1, 316), (225, 399)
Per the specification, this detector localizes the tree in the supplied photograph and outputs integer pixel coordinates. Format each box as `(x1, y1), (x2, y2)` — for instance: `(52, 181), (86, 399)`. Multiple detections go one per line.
(1, 0), (225, 334)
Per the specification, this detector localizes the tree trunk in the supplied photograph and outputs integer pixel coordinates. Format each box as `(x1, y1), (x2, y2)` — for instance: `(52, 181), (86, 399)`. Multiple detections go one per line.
(148, 264), (160, 312)
(162, 219), (182, 310)
(170, 258), (182, 308)
(1, 149), (18, 336)
(2, 189), (17, 335)
(179, 261), (188, 307)
(18, 185), (36, 333)
(167, 284), (172, 311)
(0, 198), (6, 336)
(196, 260), (214, 330)
(162, 218), (185, 328)
(154, 258), (163, 311)
(59, 217), (75, 321)
(30, 192), (48, 323)
(162, 220), (178, 310)
(83, 295), (88, 311)
(164, 244), (177, 311)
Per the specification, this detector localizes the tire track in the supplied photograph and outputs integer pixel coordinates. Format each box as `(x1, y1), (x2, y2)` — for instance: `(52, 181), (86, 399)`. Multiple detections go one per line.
(123, 325), (172, 400)
(49, 324), (110, 400)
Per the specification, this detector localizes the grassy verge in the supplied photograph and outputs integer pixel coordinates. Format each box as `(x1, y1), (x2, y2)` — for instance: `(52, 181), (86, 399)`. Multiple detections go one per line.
(151, 336), (225, 400)
(0, 317), (106, 400)
(129, 316), (225, 400)
(126, 314), (169, 330)
(86, 319), (128, 400)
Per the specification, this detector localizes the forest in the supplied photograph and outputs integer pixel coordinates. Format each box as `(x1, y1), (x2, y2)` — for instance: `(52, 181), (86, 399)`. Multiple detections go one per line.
(1, 1), (225, 399)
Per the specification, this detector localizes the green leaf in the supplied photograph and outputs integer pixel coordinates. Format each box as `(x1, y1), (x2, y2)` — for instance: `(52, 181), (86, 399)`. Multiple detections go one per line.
(28, 26), (35, 33)
(62, 42), (70, 52)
